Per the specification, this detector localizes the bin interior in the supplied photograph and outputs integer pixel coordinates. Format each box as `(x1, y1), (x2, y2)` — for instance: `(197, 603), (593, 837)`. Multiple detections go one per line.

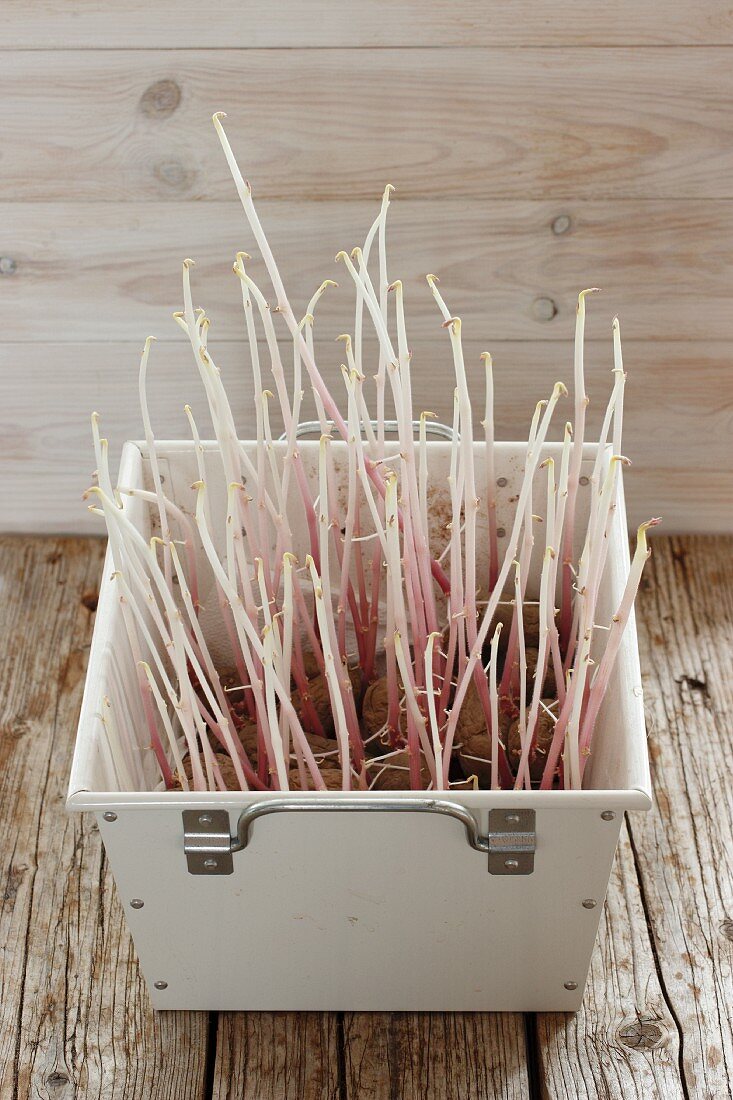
(69, 439), (650, 804)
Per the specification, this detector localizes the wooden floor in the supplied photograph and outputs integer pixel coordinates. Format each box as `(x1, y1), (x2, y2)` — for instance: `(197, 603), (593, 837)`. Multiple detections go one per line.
(1, 534), (731, 1099)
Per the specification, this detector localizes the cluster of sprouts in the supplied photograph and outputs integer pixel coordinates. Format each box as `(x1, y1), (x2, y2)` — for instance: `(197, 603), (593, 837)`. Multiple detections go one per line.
(88, 113), (659, 794)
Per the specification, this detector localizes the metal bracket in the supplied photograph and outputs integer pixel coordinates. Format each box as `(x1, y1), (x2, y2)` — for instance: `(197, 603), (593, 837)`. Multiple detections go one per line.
(487, 808), (536, 875)
(279, 419), (457, 441)
(182, 810), (235, 875)
(183, 801), (535, 877)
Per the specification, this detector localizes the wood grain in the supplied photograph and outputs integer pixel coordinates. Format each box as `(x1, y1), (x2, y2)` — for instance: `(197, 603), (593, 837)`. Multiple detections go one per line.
(3, 339), (730, 534)
(2, 49), (733, 201)
(341, 1012), (530, 1099)
(535, 824), (685, 1098)
(1, 534), (733, 1095)
(4, 0), (733, 48)
(4, 199), (733, 343)
(0, 537), (210, 1099)
(628, 536), (733, 1096)
(212, 1013), (340, 1099)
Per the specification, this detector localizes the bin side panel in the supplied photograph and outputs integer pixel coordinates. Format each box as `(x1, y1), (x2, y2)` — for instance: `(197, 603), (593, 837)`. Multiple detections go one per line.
(97, 804), (621, 1012)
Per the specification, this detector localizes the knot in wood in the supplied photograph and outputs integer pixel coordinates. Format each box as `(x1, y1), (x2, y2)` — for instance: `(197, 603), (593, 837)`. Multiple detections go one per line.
(45, 1071), (71, 1088)
(140, 79), (182, 118)
(616, 1015), (666, 1051)
(531, 296), (558, 323)
(154, 159), (195, 192)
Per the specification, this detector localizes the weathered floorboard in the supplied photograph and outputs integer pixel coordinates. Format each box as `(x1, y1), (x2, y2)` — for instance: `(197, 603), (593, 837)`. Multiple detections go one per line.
(535, 824), (685, 1098)
(4, 0), (733, 48)
(627, 536), (733, 1097)
(341, 1012), (530, 1100)
(211, 1012), (340, 1100)
(1, 535), (732, 1097)
(0, 538), (210, 1100)
(2, 49), (733, 201)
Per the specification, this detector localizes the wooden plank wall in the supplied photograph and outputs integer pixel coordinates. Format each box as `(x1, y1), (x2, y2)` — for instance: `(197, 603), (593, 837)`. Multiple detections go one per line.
(1, 3), (732, 533)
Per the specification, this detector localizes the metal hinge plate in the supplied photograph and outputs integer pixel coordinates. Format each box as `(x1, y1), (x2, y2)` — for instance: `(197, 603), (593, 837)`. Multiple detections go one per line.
(487, 809), (536, 875)
(183, 810), (234, 875)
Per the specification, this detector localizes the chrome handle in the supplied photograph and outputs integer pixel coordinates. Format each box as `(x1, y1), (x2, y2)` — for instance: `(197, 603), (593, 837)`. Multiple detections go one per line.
(279, 419), (457, 441)
(183, 801), (534, 876)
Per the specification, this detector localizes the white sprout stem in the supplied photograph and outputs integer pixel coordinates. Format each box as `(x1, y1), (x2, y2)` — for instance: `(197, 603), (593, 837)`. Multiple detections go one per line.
(418, 411), (434, 543)
(90, 414), (119, 506)
(225, 483), (261, 638)
(338, 386), (362, 659)
(440, 388), (465, 724)
(442, 382), (567, 777)
(280, 552), (305, 784)
(513, 562), (528, 790)
(261, 626), (290, 789)
(186, 404), (254, 704)
(101, 494), (250, 791)
(540, 455), (629, 789)
(488, 623), (503, 791)
(481, 352), (499, 592)
(180, 262), (247, 516)
(500, 400), (542, 700)
(119, 486), (200, 611)
(196, 481), (323, 786)
(611, 317), (626, 459)
(548, 424), (573, 706)
(234, 256), (320, 565)
(374, 186), (393, 446)
(395, 630), (436, 788)
(425, 632), (443, 787)
(445, 316), (479, 657)
(139, 663), (189, 789)
(166, 539), (216, 683)
(317, 437), (364, 758)
(138, 336), (173, 590)
(237, 263), (271, 568)
(213, 113), (351, 443)
(387, 278), (439, 638)
(316, 383), (366, 663)
(307, 556), (355, 788)
(336, 246), (451, 593)
(344, 367), (385, 683)
(194, 481), (282, 777)
(384, 589), (401, 743)
(560, 288), (598, 648)
(384, 473), (419, 695)
(514, 543), (554, 790)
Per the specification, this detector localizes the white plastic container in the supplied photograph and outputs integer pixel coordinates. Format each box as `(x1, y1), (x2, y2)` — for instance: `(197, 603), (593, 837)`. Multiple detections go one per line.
(68, 439), (651, 1011)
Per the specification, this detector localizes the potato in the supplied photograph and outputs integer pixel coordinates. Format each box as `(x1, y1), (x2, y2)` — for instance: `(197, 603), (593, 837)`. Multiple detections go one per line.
(507, 708), (556, 783)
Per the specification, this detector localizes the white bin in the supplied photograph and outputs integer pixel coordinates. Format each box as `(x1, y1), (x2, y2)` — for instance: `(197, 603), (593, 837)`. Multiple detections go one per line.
(68, 439), (651, 1011)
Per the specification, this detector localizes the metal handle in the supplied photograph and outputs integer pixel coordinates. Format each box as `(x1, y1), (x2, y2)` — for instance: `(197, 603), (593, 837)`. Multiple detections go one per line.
(183, 801), (534, 876)
(235, 797), (484, 852)
(279, 419), (457, 441)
